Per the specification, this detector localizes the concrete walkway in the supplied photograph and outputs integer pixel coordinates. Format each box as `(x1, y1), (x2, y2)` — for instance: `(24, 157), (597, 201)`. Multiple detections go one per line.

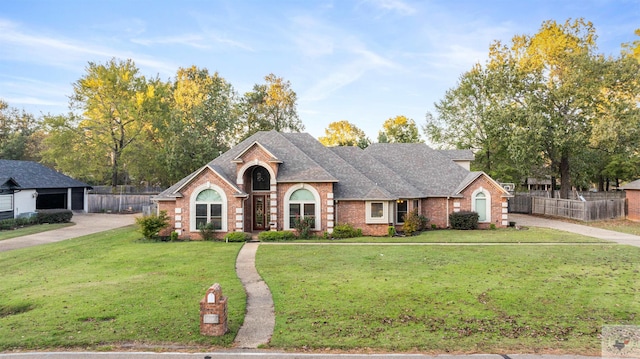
(510, 213), (640, 247)
(233, 242), (276, 349)
(0, 213), (137, 252)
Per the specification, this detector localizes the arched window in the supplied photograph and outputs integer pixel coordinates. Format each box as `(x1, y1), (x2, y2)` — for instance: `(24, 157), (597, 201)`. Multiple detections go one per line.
(284, 185), (320, 231)
(472, 189), (490, 223)
(252, 166), (270, 191)
(190, 186), (227, 232)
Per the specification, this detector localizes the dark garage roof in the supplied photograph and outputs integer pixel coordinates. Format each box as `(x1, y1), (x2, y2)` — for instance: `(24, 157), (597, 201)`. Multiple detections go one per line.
(0, 160), (91, 189)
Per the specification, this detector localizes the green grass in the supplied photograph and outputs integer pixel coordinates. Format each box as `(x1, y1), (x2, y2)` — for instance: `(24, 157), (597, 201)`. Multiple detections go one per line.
(257, 243), (640, 354)
(0, 226), (245, 351)
(303, 227), (606, 243)
(588, 219), (640, 236)
(0, 222), (74, 241)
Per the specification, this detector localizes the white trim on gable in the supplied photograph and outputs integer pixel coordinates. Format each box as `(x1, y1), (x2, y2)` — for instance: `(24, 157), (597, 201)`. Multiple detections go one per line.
(173, 165), (242, 196)
(456, 172), (513, 197)
(232, 141), (282, 164)
(236, 160), (277, 186)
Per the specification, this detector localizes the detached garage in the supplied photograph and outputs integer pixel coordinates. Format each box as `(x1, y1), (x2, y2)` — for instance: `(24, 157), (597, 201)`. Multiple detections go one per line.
(0, 160), (92, 218)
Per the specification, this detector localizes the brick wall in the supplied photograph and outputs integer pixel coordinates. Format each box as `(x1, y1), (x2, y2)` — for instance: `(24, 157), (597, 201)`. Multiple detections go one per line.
(336, 200), (389, 236)
(456, 175), (509, 228)
(276, 182), (334, 233)
(627, 190), (640, 221)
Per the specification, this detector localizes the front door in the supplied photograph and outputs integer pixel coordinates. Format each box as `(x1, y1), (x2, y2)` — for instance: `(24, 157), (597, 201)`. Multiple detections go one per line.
(253, 195), (268, 231)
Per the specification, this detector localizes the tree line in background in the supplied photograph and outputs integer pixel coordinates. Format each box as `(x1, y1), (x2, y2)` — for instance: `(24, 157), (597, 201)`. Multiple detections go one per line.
(0, 60), (422, 188)
(425, 19), (640, 199)
(2, 18), (638, 195)
(1, 62), (307, 187)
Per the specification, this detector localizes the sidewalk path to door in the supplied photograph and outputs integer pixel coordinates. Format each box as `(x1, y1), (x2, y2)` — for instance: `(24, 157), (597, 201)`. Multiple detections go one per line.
(0, 213), (138, 253)
(233, 242), (276, 349)
(509, 213), (640, 247)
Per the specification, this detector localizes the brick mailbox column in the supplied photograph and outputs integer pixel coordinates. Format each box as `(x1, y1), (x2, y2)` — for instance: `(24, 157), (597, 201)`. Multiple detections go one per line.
(199, 283), (228, 336)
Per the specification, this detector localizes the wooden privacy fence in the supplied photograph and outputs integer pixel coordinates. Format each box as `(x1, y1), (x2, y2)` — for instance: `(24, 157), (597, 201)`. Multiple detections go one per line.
(88, 194), (154, 213)
(531, 197), (626, 221)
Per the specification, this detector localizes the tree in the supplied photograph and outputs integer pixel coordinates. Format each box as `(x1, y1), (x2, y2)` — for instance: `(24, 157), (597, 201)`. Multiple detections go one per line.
(239, 73), (303, 138)
(67, 58), (163, 187)
(158, 66), (239, 184)
(423, 62), (524, 181)
(378, 115), (422, 143)
(427, 19), (640, 198)
(0, 100), (42, 161)
(318, 120), (371, 148)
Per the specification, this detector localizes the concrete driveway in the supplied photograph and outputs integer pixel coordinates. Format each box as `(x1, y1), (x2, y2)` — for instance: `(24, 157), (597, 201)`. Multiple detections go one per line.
(509, 213), (640, 247)
(0, 213), (138, 252)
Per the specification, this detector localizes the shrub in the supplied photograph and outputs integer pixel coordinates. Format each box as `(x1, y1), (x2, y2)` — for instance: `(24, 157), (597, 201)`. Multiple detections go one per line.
(170, 231), (179, 241)
(258, 231), (296, 241)
(449, 211), (479, 230)
(36, 209), (73, 224)
(292, 216), (315, 239)
(419, 215), (429, 230)
(199, 222), (218, 241)
(387, 226), (396, 237)
(0, 219), (16, 230)
(402, 209), (422, 236)
(490, 223), (497, 230)
(332, 223), (362, 239)
(225, 231), (251, 242)
(431, 223), (437, 230)
(135, 210), (170, 240)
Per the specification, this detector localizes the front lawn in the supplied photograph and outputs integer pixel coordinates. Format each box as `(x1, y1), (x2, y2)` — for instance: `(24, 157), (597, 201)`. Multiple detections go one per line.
(588, 218), (640, 236)
(257, 243), (640, 354)
(310, 227), (606, 243)
(0, 226), (244, 351)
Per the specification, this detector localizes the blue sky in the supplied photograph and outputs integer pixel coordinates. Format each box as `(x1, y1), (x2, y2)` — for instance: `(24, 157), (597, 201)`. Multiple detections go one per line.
(1, 0), (639, 140)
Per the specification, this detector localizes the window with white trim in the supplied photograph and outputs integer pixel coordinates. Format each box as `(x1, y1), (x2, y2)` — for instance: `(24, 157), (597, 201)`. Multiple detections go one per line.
(0, 195), (12, 212)
(288, 188), (316, 229)
(366, 201), (389, 224)
(190, 186), (227, 232)
(472, 188), (491, 223)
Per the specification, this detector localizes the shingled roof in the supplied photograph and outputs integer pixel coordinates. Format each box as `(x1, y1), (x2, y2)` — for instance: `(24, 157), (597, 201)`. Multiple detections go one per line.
(0, 160), (91, 189)
(156, 131), (489, 200)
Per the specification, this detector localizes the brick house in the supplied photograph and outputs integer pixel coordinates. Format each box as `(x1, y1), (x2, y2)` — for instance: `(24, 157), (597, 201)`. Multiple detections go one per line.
(622, 179), (640, 221)
(154, 131), (512, 239)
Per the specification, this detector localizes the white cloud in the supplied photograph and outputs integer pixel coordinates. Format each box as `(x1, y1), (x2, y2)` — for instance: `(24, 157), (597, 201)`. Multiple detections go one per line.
(0, 18), (177, 76)
(363, 0), (417, 16)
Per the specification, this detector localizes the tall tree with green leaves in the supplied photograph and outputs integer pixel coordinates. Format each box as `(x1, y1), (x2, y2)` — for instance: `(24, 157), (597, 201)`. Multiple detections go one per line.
(240, 73), (303, 138)
(378, 115), (422, 143)
(45, 58), (163, 186)
(157, 66), (239, 184)
(0, 100), (42, 161)
(318, 120), (371, 148)
(427, 19), (640, 198)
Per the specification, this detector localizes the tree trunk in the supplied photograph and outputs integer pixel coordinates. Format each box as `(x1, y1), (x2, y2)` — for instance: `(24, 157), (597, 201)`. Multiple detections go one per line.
(550, 176), (556, 198)
(559, 155), (571, 199)
(598, 176), (605, 192)
(111, 150), (119, 188)
(606, 178), (610, 192)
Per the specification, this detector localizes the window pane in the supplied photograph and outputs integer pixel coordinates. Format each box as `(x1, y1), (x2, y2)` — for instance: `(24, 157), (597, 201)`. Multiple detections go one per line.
(212, 219), (222, 230)
(290, 189), (315, 201)
(252, 167), (270, 191)
(196, 217), (207, 229)
(371, 203), (383, 218)
(196, 204), (207, 217)
(476, 198), (487, 222)
(397, 200), (407, 223)
(289, 204), (300, 229)
(211, 204), (222, 217)
(196, 189), (221, 202)
(304, 203), (314, 216)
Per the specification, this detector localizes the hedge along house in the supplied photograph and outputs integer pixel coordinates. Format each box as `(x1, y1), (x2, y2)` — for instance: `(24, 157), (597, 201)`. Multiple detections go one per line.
(0, 160), (92, 220)
(154, 131), (512, 239)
